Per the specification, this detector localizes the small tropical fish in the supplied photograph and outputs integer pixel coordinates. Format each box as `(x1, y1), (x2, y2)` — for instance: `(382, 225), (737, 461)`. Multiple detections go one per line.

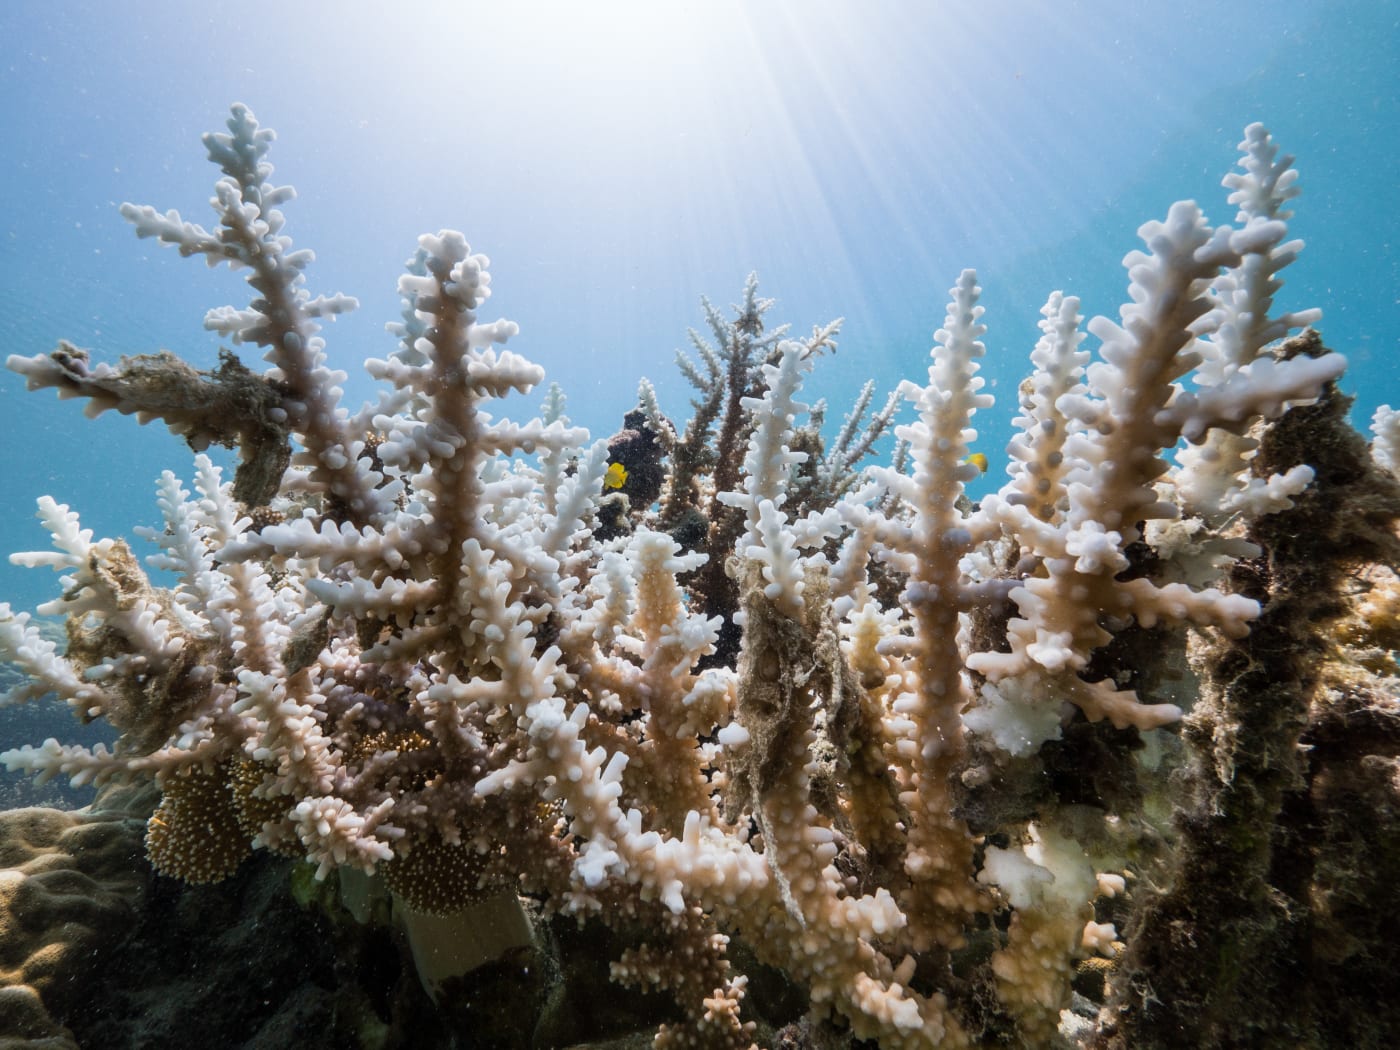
(604, 461), (629, 490)
(964, 452), (988, 474)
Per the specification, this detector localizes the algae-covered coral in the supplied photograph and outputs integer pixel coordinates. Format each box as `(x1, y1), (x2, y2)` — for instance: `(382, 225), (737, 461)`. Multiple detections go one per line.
(2, 105), (1398, 1048)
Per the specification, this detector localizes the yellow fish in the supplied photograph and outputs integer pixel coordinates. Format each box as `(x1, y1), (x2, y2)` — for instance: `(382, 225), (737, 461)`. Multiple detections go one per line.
(604, 461), (629, 490)
(964, 452), (988, 474)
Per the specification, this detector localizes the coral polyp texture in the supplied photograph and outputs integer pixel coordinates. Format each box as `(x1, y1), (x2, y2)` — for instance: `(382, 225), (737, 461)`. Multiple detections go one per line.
(4, 105), (1399, 1048)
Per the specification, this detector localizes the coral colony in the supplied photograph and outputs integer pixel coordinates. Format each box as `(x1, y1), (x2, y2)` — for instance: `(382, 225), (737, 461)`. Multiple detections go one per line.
(2, 105), (1395, 1047)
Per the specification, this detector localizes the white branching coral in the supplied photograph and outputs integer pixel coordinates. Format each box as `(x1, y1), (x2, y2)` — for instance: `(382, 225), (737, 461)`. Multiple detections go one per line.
(1003, 290), (1089, 524)
(1174, 122), (1340, 520)
(124, 104), (377, 518)
(0, 108), (1356, 1048)
(1373, 404), (1400, 476)
(717, 339), (816, 618)
(970, 182), (1341, 733)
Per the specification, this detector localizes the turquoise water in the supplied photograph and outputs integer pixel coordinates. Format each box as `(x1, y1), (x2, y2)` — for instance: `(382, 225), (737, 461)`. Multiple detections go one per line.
(1, 0), (1395, 613)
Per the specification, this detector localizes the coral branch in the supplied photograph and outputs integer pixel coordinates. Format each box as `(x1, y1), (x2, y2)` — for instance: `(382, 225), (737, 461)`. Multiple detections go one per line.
(3, 108), (1380, 1048)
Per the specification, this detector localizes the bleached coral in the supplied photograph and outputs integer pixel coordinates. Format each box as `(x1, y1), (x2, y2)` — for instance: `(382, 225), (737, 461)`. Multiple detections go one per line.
(969, 185), (1338, 733)
(1373, 404), (1400, 475)
(1173, 122), (1337, 520)
(0, 107), (1356, 1047)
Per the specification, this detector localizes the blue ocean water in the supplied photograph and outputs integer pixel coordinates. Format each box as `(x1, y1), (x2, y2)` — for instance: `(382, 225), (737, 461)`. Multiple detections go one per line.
(0, 1), (1395, 625)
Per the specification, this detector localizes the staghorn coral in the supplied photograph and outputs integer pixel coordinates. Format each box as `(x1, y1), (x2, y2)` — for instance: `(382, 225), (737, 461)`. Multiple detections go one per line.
(1, 107), (1391, 1047)
(649, 277), (892, 668)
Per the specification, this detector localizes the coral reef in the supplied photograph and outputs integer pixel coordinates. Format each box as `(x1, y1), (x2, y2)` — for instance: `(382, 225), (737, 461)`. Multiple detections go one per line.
(1093, 338), (1400, 1049)
(2, 106), (1397, 1047)
(0, 787), (148, 1048)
